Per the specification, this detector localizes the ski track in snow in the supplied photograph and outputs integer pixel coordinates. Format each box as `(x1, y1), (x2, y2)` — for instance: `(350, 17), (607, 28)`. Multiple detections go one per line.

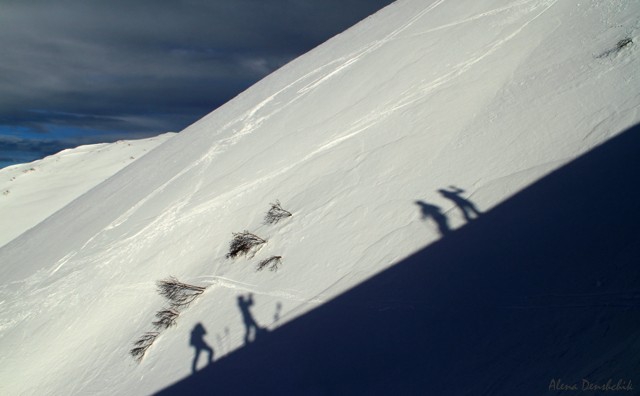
(212, 0), (448, 144)
(173, 0), (559, 226)
(385, 0), (558, 115)
(3, 0), (639, 393)
(68, 0), (558, 254)
(405, 0), (541, 37)
(296, 0), (448, 95)
(196, 276), (326, 305)
(4, 0), (562, 333)
(46, 0), (560, 275)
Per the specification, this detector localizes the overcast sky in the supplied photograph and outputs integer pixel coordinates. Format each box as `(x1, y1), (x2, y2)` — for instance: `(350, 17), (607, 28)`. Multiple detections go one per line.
(0, 0), (394, 167)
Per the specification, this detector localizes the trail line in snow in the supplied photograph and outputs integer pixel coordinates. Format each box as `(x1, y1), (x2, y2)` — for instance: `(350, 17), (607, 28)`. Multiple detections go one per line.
(196, 275), (326, 304)
(296, 0), (447, 95)
(215, 0), (449, 141)
(404, 0), (541, 38)
(382, 0), (559, 116)
(145, 0), (560, 238)
(39, 0), (559, 310)
(78, 0), (558, 251)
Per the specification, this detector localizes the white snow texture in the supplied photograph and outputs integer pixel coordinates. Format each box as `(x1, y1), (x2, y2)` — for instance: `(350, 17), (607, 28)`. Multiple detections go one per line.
(1, 0), (639, 394)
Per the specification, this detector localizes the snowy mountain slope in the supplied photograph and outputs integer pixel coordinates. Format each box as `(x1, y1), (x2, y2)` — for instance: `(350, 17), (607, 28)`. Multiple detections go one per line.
(159, 124), (640, 395)
(0, 0), (639, 394)
(0, 133), (175, 247)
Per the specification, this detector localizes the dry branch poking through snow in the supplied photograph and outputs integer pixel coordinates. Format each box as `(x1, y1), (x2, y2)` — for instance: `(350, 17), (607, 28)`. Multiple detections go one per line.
(130, 332), (159, 362)
(156, 277), (206, 308)
(597, 37), (633, 58)
(256, 255), (283, 272)
(264, 200), (292, 224)
(152, 308), (180, 330)
(130, 279), (204, 362)
(226, 231), (267, 258)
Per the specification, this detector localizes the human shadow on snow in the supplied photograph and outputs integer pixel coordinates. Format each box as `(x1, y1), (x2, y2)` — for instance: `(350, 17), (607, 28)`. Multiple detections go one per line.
(237, 293), (268, 345)
(158, 123), (640, 395)
(438, 185), (481, 221)
(416, 186), (480, 236)
(414, 200), (451, 236)
(189, 323), (214, 373)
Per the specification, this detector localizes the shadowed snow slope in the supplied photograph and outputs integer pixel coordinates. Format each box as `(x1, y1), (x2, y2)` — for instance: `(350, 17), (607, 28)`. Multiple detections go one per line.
(0, 133), (175, 247)
(0, 0), (639, 395)
(158, 122), (640, 395)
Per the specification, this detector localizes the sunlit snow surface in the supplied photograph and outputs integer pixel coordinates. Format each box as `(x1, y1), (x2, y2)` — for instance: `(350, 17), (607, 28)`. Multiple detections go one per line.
(1, 0), (639, 394)
(0, 133), (175, 247)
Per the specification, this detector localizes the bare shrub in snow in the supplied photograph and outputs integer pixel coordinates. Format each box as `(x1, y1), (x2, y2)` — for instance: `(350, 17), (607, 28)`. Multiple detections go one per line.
(157, 277), (206, 308)
(256, 255), (282, 272)
(598, 37), (633, 58)
(264, 200), (292, 224)
(616, 37), (633, 50)
(226, 231), (266, 258)
(130, 332), (159, 362)
(152, 308), (180, 330)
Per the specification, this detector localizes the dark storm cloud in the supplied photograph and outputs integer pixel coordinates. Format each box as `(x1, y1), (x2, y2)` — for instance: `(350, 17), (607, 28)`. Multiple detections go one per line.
(0, 0), (395, 145)
(0, 135), (70, 167)
(0, 135), (66, 154)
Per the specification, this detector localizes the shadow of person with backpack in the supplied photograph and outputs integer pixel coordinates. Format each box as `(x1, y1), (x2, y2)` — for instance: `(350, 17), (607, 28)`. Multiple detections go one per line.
(238, 294), (268, 345)
(415, 200), (451, 236)
(438, 186), (481, 222)
(190, 322), (214, 373)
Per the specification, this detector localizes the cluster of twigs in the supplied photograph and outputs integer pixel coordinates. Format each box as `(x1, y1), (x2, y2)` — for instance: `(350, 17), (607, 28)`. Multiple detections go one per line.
(130, 277), (207, 362)
(226, 231), (267, 258)
(152, 308), (180, 330)
(130, 332), (159, 362)
(130, 200), (293, 362)
(227, 201), (291, 268)
(597, 37), (633, 58)
(264, 200), (293, 224)
(256, 256), (283, 272)
(157, 276), (207, 308)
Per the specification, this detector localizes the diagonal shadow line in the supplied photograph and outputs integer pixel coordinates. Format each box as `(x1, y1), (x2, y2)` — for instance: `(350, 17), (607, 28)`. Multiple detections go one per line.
(157, 123), (640, 395)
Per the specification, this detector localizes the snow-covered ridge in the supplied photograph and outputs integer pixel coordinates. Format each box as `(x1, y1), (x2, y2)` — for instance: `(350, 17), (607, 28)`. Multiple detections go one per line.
(0, 133), (175, 247)
(0, 0), (639, 394)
